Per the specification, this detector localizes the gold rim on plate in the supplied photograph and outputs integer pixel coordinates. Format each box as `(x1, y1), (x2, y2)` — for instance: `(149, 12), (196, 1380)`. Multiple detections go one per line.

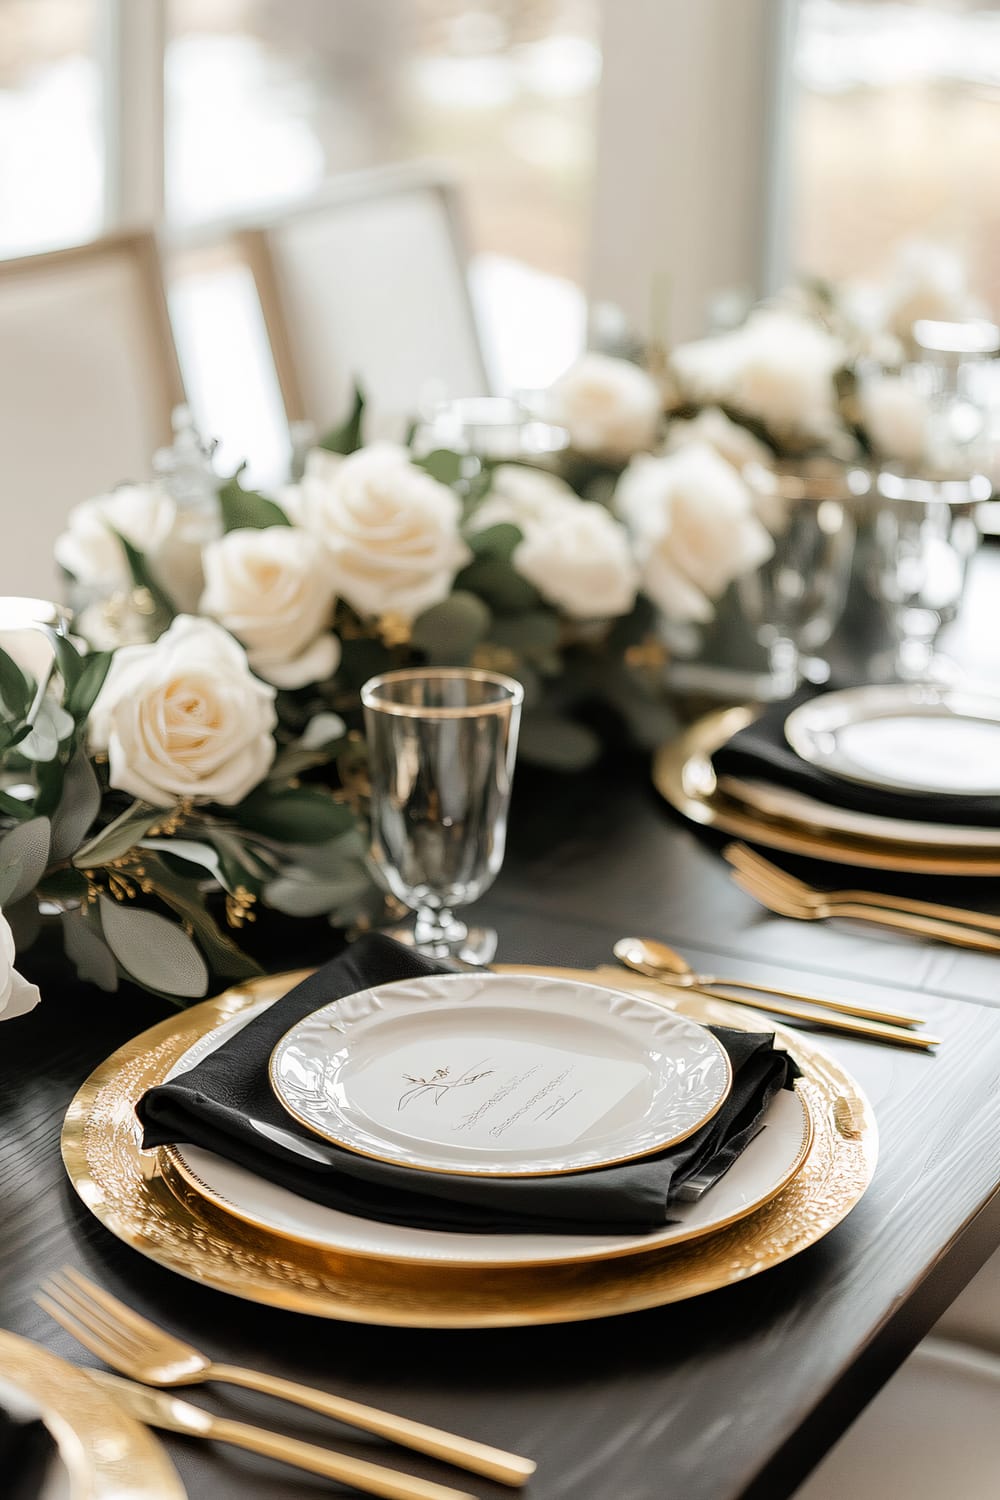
(653, 705), (1000, 876)
(61, 967), (877, 1328)
(0, 1330), (186, 1499)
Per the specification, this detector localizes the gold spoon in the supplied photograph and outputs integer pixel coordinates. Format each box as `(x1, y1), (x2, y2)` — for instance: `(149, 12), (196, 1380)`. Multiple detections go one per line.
(613, 936), (934, 1041)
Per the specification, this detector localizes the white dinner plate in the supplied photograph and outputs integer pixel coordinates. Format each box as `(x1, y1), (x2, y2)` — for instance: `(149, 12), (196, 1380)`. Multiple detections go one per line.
(718, 776), (1000, 850)
(161, 1000), (813, 1268)
(268, 972), (734, 1177)
(785, 685), (1000, 798)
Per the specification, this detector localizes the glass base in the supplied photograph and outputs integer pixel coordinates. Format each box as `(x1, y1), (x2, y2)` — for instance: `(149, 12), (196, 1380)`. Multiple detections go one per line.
(380, 921), (498, 966)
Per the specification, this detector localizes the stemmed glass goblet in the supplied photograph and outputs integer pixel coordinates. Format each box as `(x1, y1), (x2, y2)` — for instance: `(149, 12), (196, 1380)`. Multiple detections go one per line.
(361, 668), (523, 964)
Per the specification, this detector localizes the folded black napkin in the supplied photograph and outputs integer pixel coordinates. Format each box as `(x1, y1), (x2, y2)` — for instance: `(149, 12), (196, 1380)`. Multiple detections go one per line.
(713, 688), (1000, 827)
(0, 1402), (55, 1500)
(138, 936), (798, 1237)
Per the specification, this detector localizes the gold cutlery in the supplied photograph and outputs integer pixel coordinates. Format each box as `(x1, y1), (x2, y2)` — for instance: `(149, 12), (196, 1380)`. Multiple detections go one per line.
(86, 1370), (476, 1500)
(728, 846), (1000, 936)
(36, 1267), (535, 1487)
(612, 937), (939, 1049)
(731, 846), (1000, 948)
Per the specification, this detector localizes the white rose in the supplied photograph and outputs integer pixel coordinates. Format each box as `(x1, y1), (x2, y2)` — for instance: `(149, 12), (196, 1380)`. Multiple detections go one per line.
(468, 464), (581, 533)
(672, 311), (843, 446)
(282, 444), (469, 620)
(883, 240), (983, 340)
(512, 502), (638, 620)
(0, 909), (41, 1022)
(201, 526), (340, 689)
(859, 374), (931, 467)
(548, 353), (661, 461)
(665, 407), (774, 474)
(54, 483), (214, 612)
(89, 615), (277, 806)
(616, 444), (774, 623)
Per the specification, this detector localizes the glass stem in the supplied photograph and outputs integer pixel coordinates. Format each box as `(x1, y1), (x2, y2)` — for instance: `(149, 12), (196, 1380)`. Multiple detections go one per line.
(767, 636), (801, 697)
(413, 905), (469, 955)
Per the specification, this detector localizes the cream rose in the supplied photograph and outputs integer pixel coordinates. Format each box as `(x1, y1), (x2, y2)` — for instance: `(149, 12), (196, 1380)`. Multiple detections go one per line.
(283, 445), (469, 620)
(616, 444), (774, 623)
(512, 501), (638, 620)
(0, 909), (41, 1022)
(859, 374), (931, 467)
(469, 464), (580, 533)
(89, 616), (277, 806)
(55, 484), (213, 612)
(672, 311), (843, 447)
(548, 353), (661, 462)
(883, 241), (983, 341)
(201, 526), (340, 689)
(665, 407), (774, 475)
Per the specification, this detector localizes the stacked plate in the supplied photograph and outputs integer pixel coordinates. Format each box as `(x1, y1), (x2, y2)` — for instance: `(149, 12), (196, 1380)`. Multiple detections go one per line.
(655, 684), (1000, 876)
(62, 967), (878, 1327)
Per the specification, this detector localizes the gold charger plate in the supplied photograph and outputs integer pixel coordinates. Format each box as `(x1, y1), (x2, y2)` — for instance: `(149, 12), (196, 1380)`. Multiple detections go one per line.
(653, 705), (1000, 876)
(0, 1330), (186, 1499)
(61, 967), (877, 1329)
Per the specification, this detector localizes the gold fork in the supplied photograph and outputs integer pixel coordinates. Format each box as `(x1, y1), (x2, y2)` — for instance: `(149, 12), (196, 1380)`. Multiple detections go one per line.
(36, 1267), (535, 1488)
(726, 843), (1000, 935)
(726, 845), (1000, 954)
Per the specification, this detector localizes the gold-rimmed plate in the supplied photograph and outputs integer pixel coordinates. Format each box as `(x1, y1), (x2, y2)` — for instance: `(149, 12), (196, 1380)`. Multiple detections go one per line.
(654, 706), (1000, 876)
(0, 1330), (186, 1499)
(61, 968), (877, 1328)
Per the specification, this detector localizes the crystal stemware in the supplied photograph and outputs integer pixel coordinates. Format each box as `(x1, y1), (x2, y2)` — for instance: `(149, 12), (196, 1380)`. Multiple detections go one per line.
(361, 667), (523, 963)
(871, 468), (991, 682)
(737, 462), (863, 698)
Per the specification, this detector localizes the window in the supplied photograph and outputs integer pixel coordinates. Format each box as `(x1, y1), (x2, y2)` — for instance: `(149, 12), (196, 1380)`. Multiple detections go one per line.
(789, 0), (1000, 306)
(0, 0), (104, 256)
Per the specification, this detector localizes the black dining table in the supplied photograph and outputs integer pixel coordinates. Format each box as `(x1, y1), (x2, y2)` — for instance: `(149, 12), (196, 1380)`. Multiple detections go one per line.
(3, 561), (1000, 1500)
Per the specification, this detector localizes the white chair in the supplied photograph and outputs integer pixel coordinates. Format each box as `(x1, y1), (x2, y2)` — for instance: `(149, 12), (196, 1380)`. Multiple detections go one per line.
(0, 233), (184, 597)
(236, 163), (489, 441)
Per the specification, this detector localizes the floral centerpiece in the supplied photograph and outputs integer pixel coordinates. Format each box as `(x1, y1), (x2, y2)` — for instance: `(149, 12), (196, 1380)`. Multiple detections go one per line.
(6, 241), (989, 1008)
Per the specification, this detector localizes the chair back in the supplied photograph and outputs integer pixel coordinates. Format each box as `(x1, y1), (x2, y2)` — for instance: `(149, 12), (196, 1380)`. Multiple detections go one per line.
(0, 232), (183, 596)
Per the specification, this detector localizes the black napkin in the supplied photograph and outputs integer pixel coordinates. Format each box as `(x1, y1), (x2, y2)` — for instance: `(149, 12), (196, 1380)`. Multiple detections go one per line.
(713, 687), (1000, 827)
(138, 936), (798, 1237)
(0, 1402), (55, 1500)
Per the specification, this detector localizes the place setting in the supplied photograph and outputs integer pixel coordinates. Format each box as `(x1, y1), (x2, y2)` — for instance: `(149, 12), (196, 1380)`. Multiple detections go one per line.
(50, 666), (878, 1368)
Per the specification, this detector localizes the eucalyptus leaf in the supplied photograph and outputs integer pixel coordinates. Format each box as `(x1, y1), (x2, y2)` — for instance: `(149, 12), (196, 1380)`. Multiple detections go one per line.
(67, 651), (113, 719)
(416, 448), (464, 486)
(99, 896), (209, 998)
(488, 611), (561, 656)
(139, 838), (231, 889)
(467, 522), (522, 561)
(0, 646), (32, 721)
(49, 747), (102, 860)
(0, 788), (33, 821)
(19, 699), (74, 762)
(41, 627), (85, 694)
(265, 864), (373, 918)
(136, 850), (264, 981)
(62, 908), (119, 992)
(455, 555), (540, 613)
(410, 592), (491, 664)
(112, 530), (176, 629)
(319, 384), (365, 455)
(73, 803), (159, 867)
(300, 712), (347, 749)
(233, 787), (357, 844)
(218, 471), (291, 531)
(0, 817), (51, 905)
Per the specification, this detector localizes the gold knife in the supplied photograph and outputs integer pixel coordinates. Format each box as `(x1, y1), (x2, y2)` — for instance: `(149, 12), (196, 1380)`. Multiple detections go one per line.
(87, 1370), (480, 1500)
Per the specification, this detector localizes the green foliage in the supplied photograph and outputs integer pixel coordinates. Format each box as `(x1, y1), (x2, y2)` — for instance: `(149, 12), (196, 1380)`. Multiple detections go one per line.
(410, 592), (491, 665)
(112, 530), (177, 631)
(455, 555), (540, 614)
(99, 894), (209, 999)
(415, 448), (465, 486)
(233, 785), (357, 844)
(0, 647), (33, 722)
(218, 468), (291, 531)
(318, 384), (365, 455)
(72, 803), (160, 867)
(467, 522), (522, 561)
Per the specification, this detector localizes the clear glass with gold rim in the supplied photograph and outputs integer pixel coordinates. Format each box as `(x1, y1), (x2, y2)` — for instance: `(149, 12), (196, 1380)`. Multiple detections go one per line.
(361, 668), (523, 964)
